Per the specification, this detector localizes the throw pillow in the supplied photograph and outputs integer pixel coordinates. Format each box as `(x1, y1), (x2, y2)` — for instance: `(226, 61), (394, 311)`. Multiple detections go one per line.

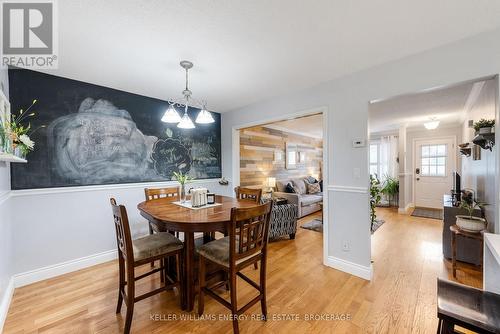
(307, 182), (321, 194)
(306, 176), (318, 184)
(285, 183), (296, 193)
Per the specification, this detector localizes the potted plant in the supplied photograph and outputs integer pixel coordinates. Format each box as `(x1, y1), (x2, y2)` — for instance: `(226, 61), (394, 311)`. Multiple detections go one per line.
(473, 119), (495, 135)
(370, 174), (381, 231)
(381, 175), (399, 207)
(173, 171), (194, 203)
(456, 199), (487, 233)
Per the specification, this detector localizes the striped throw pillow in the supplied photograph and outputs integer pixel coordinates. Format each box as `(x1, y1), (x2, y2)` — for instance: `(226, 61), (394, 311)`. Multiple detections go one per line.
(307, 182), (321, 194)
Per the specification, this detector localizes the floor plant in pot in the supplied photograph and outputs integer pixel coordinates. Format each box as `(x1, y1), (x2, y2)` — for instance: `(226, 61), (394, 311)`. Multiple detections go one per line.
(381, 175), (399, 207)
(456, 199), (487, 233)
(370, 174), (381, 232)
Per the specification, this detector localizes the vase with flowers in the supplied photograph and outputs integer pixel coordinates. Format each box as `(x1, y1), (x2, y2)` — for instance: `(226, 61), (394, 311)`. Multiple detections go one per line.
(8, 99), (44, 158)
(173, 171), (194, 203)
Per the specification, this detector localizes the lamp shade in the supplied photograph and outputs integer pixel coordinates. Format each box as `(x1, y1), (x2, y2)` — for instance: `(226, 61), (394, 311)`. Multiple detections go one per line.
(265, 177), (276, 188)
(177, 112), (195, 129)
(195, 108), (215, 124)
(161, 105), (181, 123)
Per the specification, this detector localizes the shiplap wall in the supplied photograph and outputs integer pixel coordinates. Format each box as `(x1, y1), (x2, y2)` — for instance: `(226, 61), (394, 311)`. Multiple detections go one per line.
(239, 126), (323, 188)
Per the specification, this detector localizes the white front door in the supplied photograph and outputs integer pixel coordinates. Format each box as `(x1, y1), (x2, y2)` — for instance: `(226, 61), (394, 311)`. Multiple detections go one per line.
(414, 137), (456, 209)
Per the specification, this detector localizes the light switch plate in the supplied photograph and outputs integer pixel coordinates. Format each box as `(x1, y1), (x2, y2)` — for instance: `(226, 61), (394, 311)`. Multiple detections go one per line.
(352, 139), (365, 148)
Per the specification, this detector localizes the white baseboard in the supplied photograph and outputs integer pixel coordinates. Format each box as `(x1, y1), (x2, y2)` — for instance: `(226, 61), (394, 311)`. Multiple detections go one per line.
(13, 249), (117, 288)
(325, 256), (373, 281)
(398, 203), (414, 214)
(0, 277), (14, 333)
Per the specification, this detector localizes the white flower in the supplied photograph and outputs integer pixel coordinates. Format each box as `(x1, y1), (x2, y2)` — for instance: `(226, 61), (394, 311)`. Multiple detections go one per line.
(19, 134), (34, 149)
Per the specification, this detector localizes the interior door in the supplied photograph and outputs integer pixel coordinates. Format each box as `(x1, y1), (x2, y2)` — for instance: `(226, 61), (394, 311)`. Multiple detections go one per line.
(414, 137), (455, 209)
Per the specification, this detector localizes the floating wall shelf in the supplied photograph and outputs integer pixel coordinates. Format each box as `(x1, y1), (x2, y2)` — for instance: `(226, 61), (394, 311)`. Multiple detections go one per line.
(0, 153), (27, 163)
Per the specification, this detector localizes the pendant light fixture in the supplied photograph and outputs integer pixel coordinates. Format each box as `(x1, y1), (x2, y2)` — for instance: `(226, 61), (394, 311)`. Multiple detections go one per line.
(161, 60), (215, 128)
(424, 117), (440, 130)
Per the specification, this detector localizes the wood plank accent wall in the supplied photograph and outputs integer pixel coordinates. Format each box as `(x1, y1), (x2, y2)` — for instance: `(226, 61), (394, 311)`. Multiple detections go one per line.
(240, 126), (323, 188)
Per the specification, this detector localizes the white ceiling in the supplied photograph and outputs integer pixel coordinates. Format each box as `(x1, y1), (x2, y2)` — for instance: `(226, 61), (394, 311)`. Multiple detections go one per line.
(369, 78), (495, 133)
(265, 114), (323, 139)
(39, 0), (500, 112)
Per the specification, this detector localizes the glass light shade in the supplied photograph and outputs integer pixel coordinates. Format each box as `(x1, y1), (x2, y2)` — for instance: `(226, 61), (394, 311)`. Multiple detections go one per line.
(195, 108), (215, 124)
(177, 112), (195, 129)
(161, 105), (181, 123)
(424, 120), (440, 130)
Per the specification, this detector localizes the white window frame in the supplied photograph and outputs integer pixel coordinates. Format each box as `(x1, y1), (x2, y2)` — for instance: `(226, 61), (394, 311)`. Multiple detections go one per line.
(420, 144), (447, 177)
(369, 141), (381, 178)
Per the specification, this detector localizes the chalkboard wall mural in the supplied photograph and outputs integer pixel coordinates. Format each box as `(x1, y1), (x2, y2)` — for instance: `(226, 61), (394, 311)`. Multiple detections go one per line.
(8, 69), (222, 189)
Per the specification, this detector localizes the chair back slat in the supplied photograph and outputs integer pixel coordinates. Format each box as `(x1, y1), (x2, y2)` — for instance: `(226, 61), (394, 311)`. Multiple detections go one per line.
(229, 202), (272, 264)
(110, 198), (133, 261)
(234, 186), (262, 203)
(144, 187), (179, 201)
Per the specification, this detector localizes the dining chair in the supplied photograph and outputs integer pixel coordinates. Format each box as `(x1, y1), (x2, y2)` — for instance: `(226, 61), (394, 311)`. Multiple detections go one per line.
(234, 186), (262, 203)
(197, 201), (273, 334)
(110, 198), (184, 334)
(144, 187), (180, 272)
(144, 187), (180, 235)
(234, 186), (262, 270)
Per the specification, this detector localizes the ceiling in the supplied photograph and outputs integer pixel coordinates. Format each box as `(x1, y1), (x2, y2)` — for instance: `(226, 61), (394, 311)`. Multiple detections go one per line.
(369, 78), (495, 133)
(38, 1), (500, 112)
(265, 114), (323, 139)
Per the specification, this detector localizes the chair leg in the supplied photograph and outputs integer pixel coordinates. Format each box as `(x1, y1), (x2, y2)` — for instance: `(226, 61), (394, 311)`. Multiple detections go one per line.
(229, 271), (239, 334)
(198, 256), (206, 315)
(176, 253), (184, 304)
(436, 318), (442, 334)
(149, 223), (155, 268)
(254, 262), (258, 270)
(116, 257), (125, 314)
(124, 270), (135, 334)
(289, 233), (296, 240)
(260, 257), (267, 320)
(160, 258), (165, 283)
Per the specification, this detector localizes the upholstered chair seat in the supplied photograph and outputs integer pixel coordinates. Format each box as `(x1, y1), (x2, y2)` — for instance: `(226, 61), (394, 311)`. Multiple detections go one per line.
(132, 232), (184, 262)
(197, 236), (254, 267)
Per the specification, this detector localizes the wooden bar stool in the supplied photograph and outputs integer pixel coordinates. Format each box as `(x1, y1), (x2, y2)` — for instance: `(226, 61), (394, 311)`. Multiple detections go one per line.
(197, 202), (273, 334)
(437, 278), (500, 334)
(449, 224), (484, 278)
(234, 186), (263, 270)
(234, 186), (262, 203)
(110, 198), (183, 334)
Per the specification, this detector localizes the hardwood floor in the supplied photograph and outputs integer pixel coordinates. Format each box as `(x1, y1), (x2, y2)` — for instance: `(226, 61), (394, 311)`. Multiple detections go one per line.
(3, 208), (482, 333)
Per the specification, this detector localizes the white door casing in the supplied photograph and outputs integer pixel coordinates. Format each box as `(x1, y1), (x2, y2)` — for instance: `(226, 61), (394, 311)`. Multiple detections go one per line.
(413, 136), (456, 209)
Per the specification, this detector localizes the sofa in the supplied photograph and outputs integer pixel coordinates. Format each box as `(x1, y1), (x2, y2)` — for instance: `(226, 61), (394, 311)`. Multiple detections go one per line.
(273, 177), (323, 218)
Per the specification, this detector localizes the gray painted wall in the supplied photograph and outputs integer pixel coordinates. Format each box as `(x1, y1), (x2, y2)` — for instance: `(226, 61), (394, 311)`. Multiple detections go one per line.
(223, 27), (500, 274)
(461, 79), (497, 230)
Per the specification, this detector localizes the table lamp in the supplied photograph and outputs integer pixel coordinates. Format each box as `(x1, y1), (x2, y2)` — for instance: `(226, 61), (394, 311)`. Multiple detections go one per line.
(265, 177), (276, 193)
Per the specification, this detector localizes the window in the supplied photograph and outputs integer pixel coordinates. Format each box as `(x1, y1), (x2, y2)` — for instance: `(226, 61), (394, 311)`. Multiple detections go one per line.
(420, 144), (446, 176)
(370, 143), (380, 177)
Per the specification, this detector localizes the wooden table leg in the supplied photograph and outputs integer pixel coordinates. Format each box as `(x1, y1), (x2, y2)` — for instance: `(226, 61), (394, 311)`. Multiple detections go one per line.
(452, 233), (457, 278)
(184, 231), (195, 311)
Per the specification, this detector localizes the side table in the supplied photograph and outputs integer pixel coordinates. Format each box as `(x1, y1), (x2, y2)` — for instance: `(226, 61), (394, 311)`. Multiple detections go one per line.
(449, 224), (484, 278)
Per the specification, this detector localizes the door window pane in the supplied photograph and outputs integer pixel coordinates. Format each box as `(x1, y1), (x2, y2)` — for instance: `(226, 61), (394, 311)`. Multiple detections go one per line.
(420, 144), (447, 176)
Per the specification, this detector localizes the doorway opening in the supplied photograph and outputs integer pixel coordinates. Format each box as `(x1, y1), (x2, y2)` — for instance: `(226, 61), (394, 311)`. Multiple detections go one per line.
(231, 107), (328, 261)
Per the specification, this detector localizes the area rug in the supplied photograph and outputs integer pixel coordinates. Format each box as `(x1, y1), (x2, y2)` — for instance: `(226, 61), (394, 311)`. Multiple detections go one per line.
(411, 207), (443, 220)
(371, 219), (385, 234)
(301, 219), (323, 233)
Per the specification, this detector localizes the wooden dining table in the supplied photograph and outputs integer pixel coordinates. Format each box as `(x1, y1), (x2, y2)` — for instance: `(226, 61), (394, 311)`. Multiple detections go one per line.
(137, 195), (257, 311)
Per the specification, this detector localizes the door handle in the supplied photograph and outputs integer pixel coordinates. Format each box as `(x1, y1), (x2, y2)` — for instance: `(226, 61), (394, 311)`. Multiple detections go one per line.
(416, 177), (420, 181)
